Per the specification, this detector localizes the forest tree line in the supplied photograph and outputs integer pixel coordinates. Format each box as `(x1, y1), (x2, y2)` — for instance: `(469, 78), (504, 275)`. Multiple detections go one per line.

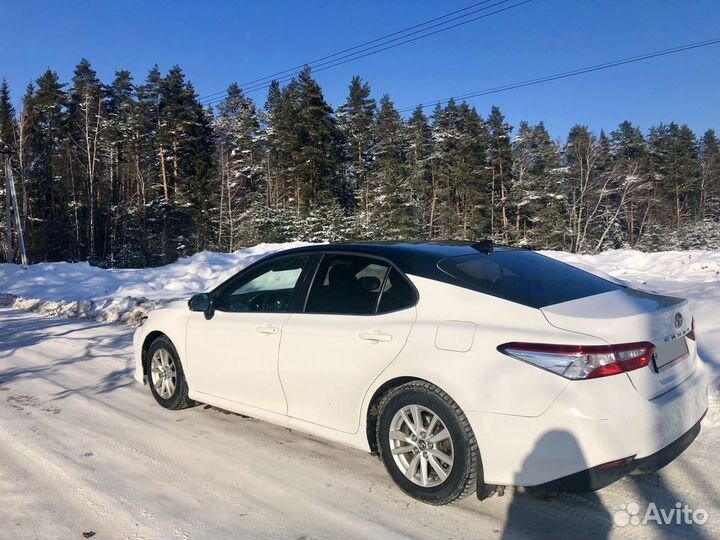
(0, 59), (718, 266)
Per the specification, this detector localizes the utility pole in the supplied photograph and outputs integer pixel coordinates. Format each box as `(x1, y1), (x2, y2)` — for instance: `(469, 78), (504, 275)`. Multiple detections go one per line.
(3, 145), (10, 261)
(1, 140), (28, 265)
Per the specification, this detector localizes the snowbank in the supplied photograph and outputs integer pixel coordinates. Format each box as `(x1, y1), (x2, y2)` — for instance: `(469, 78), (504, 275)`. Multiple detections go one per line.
(545, 249), (720, 285)
(0, 242), (309, 325)
(1, 245), (718, 331)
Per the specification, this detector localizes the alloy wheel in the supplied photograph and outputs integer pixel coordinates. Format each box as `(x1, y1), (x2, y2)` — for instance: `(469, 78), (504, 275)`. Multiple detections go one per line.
(150, 348), (177, 399)
(388, 404), (454, 487)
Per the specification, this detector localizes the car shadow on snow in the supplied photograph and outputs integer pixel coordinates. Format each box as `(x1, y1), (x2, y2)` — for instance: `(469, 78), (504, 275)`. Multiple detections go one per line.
(499, 430), (612, 540)
(497, 427), (716, 540)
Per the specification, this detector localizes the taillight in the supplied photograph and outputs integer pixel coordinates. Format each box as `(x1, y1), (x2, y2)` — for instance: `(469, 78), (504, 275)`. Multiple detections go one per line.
(497, 341), (655, 380)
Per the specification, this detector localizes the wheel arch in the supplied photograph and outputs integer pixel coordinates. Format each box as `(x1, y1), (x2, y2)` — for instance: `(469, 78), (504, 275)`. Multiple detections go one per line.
(365, 374), (493, 499)
(365, 376), (419, 453)
(364, 370), (477, 453)
(141, 330), (169, 377)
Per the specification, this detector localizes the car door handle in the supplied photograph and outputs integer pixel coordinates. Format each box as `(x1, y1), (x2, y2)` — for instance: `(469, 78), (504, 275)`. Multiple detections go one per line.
(359, 331), (392, 343)
(256, 325), (280, 335)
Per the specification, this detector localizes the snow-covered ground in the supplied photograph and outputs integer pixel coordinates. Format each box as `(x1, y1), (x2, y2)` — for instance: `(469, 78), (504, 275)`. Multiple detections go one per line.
(1, 245), (719, 539)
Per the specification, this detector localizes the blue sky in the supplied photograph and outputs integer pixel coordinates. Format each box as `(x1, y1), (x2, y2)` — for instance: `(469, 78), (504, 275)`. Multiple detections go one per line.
(2, 0), (719, 137)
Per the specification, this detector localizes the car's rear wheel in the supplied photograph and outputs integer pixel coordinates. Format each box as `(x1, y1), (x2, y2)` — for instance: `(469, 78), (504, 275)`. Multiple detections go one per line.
(376, 381), (478, 505)
(146, 336), (195, 410)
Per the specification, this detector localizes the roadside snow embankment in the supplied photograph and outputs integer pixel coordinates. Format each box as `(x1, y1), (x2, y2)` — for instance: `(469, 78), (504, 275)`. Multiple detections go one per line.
(1, 245), (718, 331)
(0, 242), (308, 325)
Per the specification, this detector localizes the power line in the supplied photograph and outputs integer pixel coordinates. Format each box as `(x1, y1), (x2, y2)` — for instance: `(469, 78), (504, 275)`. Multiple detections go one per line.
(199, 0), (503, 102)
(397, 38), (720, 113)
(200, 0), (532, 105)
(204, 0), (529, 105)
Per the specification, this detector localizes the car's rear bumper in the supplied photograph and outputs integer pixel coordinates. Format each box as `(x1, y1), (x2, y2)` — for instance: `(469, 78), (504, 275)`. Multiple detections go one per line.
(467, 357), (708, 487)
(536, 412), (704, 492)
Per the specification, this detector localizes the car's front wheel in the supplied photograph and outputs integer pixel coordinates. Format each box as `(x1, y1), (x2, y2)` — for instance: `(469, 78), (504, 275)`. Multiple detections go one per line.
(146, 335), (195, 410)
(376, 381), (478, 505)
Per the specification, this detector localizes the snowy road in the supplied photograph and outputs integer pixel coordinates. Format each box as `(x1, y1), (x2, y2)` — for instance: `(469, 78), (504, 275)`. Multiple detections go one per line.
(1, 308), (718, 540)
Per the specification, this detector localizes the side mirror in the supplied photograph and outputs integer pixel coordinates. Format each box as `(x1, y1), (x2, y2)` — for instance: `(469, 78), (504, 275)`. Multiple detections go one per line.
(188, 293), (211, 312)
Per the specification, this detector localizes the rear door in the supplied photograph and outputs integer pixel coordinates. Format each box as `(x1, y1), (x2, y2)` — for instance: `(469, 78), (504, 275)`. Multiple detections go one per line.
(278, 253), (417, 433)
(541, 287), (696, 399)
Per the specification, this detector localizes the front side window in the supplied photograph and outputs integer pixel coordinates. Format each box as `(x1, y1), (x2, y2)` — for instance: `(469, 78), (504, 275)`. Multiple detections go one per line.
(214, 255), (308, 313)
(305, 254), (390, 315)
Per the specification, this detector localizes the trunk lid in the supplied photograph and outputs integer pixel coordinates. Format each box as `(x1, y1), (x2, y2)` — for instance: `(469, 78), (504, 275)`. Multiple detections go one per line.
(541, 287), (696, 399)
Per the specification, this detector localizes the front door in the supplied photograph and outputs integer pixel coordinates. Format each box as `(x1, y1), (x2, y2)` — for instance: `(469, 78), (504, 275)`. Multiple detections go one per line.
(279, 253), (417, 433)
(186, 254), (311, 414)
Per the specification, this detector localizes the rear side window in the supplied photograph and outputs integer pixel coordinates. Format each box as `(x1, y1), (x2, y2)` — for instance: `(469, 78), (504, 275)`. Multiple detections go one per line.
(378, 268), (417, 313)
(304, 254), (417, 315)
(437, 250), (620, 308)
(306, 254), (390, 315)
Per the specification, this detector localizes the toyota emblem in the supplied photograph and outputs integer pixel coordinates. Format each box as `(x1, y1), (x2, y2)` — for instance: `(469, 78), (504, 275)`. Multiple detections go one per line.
(674, 313), (683, 329)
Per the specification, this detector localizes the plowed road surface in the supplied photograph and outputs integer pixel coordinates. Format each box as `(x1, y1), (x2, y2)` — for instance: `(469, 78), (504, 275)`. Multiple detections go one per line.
(1, 308), (717, 540)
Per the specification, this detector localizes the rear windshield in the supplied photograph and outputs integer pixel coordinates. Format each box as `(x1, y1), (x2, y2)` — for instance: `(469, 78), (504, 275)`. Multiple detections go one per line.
(437, 250), (620, 308)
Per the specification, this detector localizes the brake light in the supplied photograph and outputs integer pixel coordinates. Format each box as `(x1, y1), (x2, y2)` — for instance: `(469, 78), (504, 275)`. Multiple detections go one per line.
(687, 318), (696, 341)
(497, 341), (655, 380)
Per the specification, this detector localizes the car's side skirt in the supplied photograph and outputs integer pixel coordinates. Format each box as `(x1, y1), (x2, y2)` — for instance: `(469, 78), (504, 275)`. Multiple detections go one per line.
(189, 390), (372, 453)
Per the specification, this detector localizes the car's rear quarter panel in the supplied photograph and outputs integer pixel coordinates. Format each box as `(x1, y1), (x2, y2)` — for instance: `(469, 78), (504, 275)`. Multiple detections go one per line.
(376, 275), (606, 417)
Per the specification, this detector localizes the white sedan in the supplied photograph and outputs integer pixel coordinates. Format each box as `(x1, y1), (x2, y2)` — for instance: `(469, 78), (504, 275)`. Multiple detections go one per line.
(133, 242), (708, 505)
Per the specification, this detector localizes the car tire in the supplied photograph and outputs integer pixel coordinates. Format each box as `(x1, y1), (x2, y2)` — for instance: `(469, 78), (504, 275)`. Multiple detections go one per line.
(145, 335), (195, 410)
(376, 380), (478, 505)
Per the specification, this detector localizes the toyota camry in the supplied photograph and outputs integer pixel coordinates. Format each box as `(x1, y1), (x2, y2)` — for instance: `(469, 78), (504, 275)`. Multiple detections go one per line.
(133, 242), (708, 505)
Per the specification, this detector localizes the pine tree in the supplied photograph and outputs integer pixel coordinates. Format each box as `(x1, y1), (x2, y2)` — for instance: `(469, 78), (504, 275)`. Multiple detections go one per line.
(144, 66), (216, 259)
(648, 123), (700, 236)
(605, 121), (651, 248)
(0, 79), (16, 261)
(511, 122), (566, 247)
(0, 79), (15, 145)
(105, 69), (147, 266)
(214, 83), (264, 248)
(337, 76), (376, 217)
(265, 78), (302, 214)
(138, 65), (166, 199)
(699, 129), (720, 221)
(405, 106), (433, 238)
(24, 69), (69, 260)
(430, 101), (490, 240)
(486, 106), (513, 242)
(455, 103), (490, 240)
(170, 76), (215, 253)
(292, 66), (343, 213)
(430, 101), (459, 238)
(68, 58), (105, 259)
(564, 125), (604, 253)
(366, 95), (417, 239)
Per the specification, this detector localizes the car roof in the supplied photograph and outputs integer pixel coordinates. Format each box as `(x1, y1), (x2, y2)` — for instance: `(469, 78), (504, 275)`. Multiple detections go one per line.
(273, 241), (519, 278)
